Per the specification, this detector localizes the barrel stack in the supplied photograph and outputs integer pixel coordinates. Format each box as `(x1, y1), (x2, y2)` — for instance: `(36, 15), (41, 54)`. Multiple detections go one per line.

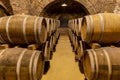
(0, 14), (60, 80)
(68, 18), (83, 61)
(68, 13), (120, 80)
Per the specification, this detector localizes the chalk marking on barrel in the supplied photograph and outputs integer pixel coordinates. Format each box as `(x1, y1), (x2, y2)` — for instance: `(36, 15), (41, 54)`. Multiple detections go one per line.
(16, 49), (27, 80)
(98, 14), (104, 42)
(91, 49), (99, 80)
(34, 17), (40, 43)
(6, 16), (13, 43)
(102, 48), (112, 80)
(23, 16), (29, 44)
(29, 51), (37, 80)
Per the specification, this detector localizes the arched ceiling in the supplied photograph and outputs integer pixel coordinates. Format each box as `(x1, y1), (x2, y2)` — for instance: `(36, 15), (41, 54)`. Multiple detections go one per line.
(41, 1), (90, 19)
(43, 1), (89, 14)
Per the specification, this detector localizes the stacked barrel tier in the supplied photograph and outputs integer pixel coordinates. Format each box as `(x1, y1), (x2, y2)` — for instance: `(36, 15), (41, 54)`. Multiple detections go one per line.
(74, 18), (82, 38)
(83, 47), (120, 80)
(44, 19), (60, 61)
(68, 18), (82, 38)
(0, 15), (47, 45)
(45, 18), (60, 38)
(0, 48), (44, 80)
(68, 19), (75, 33)
(81, 13), (120, 44)
(45, 18), (53, 38)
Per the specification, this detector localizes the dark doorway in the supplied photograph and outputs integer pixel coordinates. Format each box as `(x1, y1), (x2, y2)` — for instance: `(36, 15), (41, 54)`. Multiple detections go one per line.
(58, 15), (69, 27)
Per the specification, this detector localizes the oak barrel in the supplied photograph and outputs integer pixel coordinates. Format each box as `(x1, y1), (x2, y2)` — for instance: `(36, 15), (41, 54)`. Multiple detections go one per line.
(81, 13), (120, 44)
(83, 47), (120, 80)
(0, 48), (44, 80)
(68, 19), (75, 32)
(0, 15), (47, 45)
(75, 18), (82, 37)
(45, 18), (53, 37)
(53, 19), (60, 33)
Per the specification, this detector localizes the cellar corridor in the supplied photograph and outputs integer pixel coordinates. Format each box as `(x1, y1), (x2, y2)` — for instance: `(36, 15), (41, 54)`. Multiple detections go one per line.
(42, 29), (84, 80)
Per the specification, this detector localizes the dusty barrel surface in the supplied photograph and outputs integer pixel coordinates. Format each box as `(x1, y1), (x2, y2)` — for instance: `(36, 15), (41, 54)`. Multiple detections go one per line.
(0, 48), (44, 80)
(81, 13), (120, 44)
(0, 15), (47, 45)
(83, 47), (120, 80)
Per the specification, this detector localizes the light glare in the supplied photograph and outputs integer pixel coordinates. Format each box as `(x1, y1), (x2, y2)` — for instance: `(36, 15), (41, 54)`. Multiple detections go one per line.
(61, 3), (67, 7)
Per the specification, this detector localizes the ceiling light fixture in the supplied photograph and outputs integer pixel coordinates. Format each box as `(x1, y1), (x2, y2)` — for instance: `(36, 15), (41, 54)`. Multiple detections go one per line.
(61, 3), (67, 7)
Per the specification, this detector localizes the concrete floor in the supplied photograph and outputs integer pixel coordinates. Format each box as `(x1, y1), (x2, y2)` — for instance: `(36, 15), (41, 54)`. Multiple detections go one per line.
(42, 34), (84, 80)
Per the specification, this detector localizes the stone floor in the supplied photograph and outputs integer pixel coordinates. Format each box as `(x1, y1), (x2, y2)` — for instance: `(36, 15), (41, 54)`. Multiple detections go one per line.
(42, 33), (84, 80)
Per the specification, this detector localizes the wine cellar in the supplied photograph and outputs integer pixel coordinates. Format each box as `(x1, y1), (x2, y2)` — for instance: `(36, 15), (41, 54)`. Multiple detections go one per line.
(0, 0), (120, 80)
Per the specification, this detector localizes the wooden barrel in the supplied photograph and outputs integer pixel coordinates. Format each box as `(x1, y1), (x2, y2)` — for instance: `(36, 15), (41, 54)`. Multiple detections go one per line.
(83, 47), (120, 80)
(45, 18), (52, 38)
(0, 48), (44, 80)
(81, 13), (120, 44)
(68, 19), (75, 32)
(49, 19), (54, 34)
(75, 18), (82, 37)
(0, 15), (47, 45)
(53, 19), (60, 33)
(49, 36), (54, 52)
(53, 19), (56, 33)
(68, 29), (73, 44)
(76, 41), (84, 60)
(55, 20), (60, 28)
(44, 41), (51, 61)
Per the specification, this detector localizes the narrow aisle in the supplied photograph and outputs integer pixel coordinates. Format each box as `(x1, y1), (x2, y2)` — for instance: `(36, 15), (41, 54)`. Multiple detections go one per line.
(42, 35), (84, 80)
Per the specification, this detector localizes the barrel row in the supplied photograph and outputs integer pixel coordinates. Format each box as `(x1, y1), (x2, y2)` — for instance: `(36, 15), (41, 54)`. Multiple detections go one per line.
(68, 18), (82, 61)
(68, 13), (120, 80)
(0, 14), (60, 80)
(80, 13), (120, 61)
(69, 13), (120, 60)
(0, 14), (60, 61)
(0, 14), (60, 45)
(69, 13), (120, 45)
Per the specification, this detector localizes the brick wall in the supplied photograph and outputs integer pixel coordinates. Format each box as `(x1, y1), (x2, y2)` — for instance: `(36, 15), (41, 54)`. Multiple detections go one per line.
(0, 0), (119, 16)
